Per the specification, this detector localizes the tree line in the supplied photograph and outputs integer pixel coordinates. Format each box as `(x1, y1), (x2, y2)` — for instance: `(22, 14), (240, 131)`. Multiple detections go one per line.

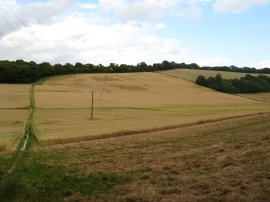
(196, 74), (270, 93)
(0, 59), (270, 83)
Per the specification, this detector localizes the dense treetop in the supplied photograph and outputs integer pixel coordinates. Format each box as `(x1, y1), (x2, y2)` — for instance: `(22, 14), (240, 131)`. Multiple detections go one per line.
(0, 59), (269, 84)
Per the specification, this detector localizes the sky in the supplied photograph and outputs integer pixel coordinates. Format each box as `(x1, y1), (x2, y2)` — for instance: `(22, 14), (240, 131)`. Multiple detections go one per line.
(0, 0), (269, 68)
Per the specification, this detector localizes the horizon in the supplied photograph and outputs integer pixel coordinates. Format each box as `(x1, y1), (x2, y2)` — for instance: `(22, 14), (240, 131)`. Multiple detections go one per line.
(0, 0), (270, 68)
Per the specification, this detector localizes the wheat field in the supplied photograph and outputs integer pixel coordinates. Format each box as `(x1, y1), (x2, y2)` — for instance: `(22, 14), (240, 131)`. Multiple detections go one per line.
(160, 69), (265, 82)
(0, 84), (30, 152)
(32, 72), (270, 143)
(238, 93), (270, 102)
(34, 73), (256, 108)
(0, 84), (30, 108)
(0, 109), (28, 152)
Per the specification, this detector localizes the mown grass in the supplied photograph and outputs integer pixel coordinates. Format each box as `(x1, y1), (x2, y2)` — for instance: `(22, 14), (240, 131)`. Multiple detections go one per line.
(0, 149), (128, 202)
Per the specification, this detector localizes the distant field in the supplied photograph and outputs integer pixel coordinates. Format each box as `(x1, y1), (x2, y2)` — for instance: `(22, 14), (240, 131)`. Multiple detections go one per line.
(28, 113), (270, 201)
(35, 73), (255, 108)
(160, 69), (266, 82)
(0, 109), (28, 152)
(0, 84), (30, 108)
(238, 93), (270, 103)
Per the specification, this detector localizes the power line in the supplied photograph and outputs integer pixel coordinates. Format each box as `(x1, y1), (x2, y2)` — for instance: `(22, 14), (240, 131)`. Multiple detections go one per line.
(0, 15), (26, 56)
(0, 0), (53, 60)
(0, 14), (39, 49)
(2, 0), (52, 55)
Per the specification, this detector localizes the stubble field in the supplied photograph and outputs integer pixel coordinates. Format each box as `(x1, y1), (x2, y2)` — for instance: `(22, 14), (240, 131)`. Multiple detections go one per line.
(2, 112), (269, 201)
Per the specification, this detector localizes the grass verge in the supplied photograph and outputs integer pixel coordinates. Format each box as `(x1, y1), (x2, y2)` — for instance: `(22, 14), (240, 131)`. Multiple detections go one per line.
(0, 149), (128, 202)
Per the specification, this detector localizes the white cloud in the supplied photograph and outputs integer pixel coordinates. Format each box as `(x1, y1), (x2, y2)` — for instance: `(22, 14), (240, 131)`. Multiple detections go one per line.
(154, 22), (167, 30)
(191, 57), (233, 66)
(260, 60), (270, 68)
(0, 14), (189, 65)
(213, 0), (270, 13)
(98, 0), (208, 22)
(0, 0), (75, 36)
(99, 0), (178, 22)
(184, 4), (203, 20)
(78, 3), (98, 10)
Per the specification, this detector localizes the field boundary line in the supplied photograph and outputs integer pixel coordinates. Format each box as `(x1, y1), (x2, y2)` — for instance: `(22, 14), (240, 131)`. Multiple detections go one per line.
(39, 111), (270, 147)
(156, 71), (194, 83)
(233, 94), (270, 104)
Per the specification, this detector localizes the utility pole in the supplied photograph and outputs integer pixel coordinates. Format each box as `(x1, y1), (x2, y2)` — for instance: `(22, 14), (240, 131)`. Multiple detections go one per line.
(91, 91), (94, 119)
(100, 75), (106, 102)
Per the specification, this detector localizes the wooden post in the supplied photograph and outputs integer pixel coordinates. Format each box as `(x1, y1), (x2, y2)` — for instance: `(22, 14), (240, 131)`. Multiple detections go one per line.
(100, 76), (106, 102)
(91, 91), (94, 119)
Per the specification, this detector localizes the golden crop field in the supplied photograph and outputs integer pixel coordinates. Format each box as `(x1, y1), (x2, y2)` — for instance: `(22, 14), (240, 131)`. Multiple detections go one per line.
(0, 84), (30, 153)
(238, 93), (270, 103)
(0, 109), (28, 152)
(0, 84), (30, 108)
(34, 103), (270, 144)
(31, 72), (270, 144)
(35, 73), (255, 108)
(160, 69), (265, 82)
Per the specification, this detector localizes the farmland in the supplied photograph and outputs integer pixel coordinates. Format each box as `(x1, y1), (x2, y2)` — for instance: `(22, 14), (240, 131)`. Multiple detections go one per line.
(0, 84), (30, 108)
(238, 93), (270, 103)
(1, 112), (269, 201)
(0, 110), (28, 152)
(160, 69), (264, 82)
(0, 84), (30, 152)
(34, 73), (254, 108)
(31, 72), (270, 144)
(0, 70), (270, 201)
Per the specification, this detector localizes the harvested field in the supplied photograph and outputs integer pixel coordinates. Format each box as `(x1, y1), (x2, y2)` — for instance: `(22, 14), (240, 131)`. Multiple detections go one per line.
(35, 73), (256, 108)
(160, 69), (266, 82)
(0, 84), (30, 108)
(0, 109), (29, 153)
(34, 113), (270, 201)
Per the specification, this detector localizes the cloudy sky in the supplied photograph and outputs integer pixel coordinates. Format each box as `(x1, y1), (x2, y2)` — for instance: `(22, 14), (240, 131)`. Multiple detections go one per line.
(0, 0), (269, 67)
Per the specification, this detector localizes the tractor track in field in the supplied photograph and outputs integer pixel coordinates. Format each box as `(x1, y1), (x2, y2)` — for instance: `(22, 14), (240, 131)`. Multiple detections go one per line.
(0, 84), (36, 182)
